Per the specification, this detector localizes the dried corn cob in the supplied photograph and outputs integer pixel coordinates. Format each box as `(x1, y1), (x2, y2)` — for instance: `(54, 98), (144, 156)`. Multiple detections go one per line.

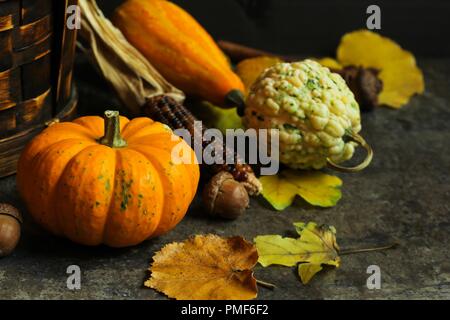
(143, 95), (262, 196)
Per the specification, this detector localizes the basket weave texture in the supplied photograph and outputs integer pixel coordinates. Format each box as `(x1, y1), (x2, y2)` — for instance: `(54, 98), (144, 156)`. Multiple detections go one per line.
(0, 0), (78, 177)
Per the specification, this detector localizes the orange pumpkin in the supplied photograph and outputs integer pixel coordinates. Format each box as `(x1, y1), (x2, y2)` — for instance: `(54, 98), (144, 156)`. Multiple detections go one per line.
(17, 111), (199, 247)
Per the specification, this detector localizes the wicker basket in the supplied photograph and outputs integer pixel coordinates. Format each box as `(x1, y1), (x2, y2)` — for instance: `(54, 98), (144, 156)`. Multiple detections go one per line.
(0, 0), (78, 177)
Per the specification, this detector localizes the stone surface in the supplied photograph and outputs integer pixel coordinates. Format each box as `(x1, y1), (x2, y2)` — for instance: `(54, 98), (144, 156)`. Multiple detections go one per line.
(0, 58), (449, 299)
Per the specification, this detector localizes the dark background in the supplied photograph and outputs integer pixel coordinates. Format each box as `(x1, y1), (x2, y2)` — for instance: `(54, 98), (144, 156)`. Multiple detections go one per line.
(98, 0), (450, 57)
(1, 0), (449, 300)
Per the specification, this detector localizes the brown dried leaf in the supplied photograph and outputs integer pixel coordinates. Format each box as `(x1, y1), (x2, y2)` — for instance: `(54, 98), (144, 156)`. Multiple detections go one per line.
(145, 235), (258, 300)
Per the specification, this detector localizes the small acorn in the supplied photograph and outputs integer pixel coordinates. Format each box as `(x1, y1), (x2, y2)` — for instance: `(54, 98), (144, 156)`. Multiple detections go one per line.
(0, 203), (22, 257)
(203, 172), (250, 219)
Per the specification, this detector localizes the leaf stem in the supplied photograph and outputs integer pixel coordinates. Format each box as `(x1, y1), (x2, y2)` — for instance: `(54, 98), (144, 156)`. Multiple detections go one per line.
(256, 279), (276, 290)
(340, 242), (398, 255)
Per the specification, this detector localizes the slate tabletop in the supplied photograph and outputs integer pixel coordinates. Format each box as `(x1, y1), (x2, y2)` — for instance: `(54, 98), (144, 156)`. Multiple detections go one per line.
(0, 55), (449, 300)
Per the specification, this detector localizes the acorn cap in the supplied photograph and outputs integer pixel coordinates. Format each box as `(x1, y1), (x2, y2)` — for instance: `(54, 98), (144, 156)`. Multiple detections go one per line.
(0, 203), (23, 224)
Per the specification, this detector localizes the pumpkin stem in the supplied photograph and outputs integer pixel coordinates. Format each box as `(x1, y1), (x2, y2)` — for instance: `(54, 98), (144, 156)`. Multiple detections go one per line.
(99, 110), (127, 148)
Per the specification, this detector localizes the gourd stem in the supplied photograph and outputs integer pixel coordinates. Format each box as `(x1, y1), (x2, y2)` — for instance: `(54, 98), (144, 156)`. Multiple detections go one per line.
(99, 110), (127, 148)
(327, 133), (373, 173)
(225, 89), (246, 116)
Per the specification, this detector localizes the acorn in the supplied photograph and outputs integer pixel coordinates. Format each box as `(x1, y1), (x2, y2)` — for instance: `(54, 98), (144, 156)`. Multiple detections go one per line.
(203, 172), (250, 219)
(0, 203), (22, 257)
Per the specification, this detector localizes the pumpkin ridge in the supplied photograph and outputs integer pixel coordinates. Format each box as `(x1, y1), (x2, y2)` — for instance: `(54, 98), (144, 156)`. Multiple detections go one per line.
(101, 148), (118, 245)
(133, 147), (173, 237)
(74, 115), (130, 138)
(131, 143), (199, 201)
(121, 118), (163, 140)
(128, 136), (200, 200)
(126, 138), (174, 153)
(120, 117), (140, 138)
(55, 144), (115, 245)
(63, 120), (106, 140)
(27, 138), (96, 172)
(102, 148), (164, 247)
(40, 140), (98, 235)
(131, 144), (196, 237)
(21, 123), (99, 165)
(84, 145), (118, 245)
(125, 148), (165, 239)
(125, 130), (172, 142)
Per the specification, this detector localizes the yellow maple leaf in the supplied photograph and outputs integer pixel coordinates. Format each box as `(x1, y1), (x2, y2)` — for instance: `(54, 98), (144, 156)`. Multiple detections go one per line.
(337, 30), (424, 108)
(145, 235), (258, 300)
(259, 170), (342, 211)
(255, 222), (340, 284)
